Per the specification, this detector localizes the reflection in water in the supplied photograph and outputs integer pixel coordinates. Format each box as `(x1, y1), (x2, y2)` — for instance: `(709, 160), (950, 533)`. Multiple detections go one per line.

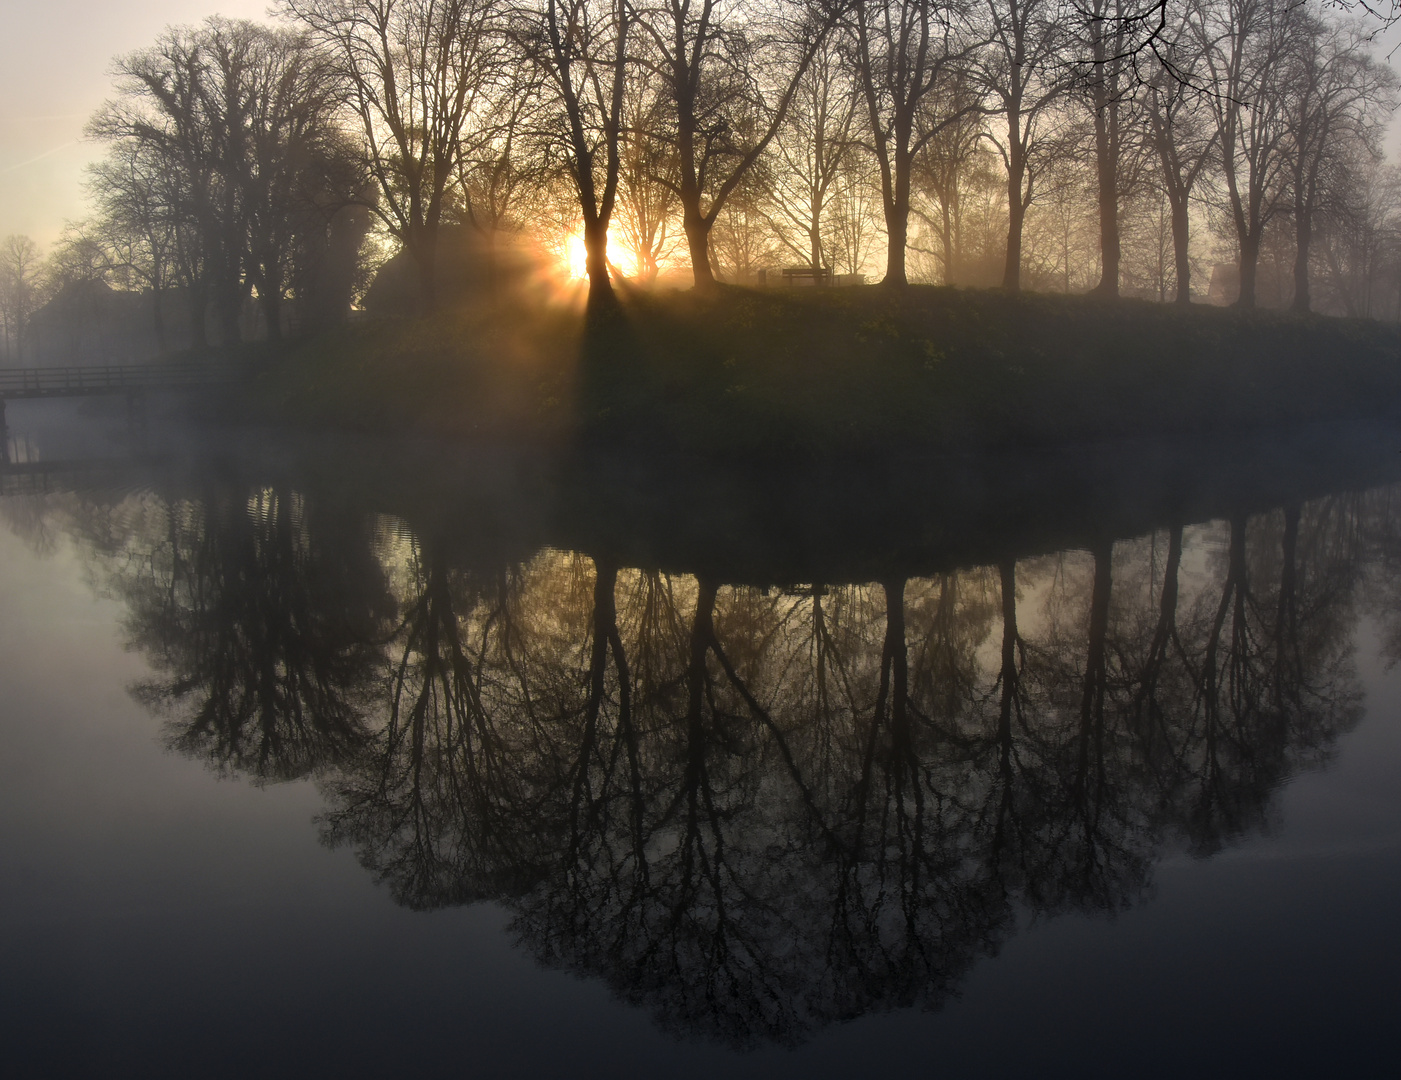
(89, 486), (393, 781)
(24, 472), (1394, 1045)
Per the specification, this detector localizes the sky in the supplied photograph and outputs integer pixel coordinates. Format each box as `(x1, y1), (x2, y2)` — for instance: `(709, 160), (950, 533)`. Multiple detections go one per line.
(3, 2), (1401, 255)
(0, 1), (269, 248)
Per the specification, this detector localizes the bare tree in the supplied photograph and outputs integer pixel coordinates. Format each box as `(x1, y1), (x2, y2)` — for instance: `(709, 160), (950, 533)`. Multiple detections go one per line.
(1316, 157), (1401, 317)
(86, 142), (179, 351)
(1120, 187), (1179, 299)
(1067, 0), (1165, 298)
(615, 62), (682, 284)
(977, 0), (1068, 292)
(1024, 147), (1100, 290)
(238, 27), (364, 340)
(1191, 0), (1296, 309)
(850, 0), (986, 286)
(1140, 9), (1216, 304)
(89, 23), (229, 346)
(0, 236), (43, 363)
(455, 63), (549, 283)
(827, 150), (887, 273)
(516, 0), (631, 303)
(636, 0), (840, 289)
(1282, 12), (1396, 313)
(766, 38), (862, 270)
(280, 0), (502, 311)
(90, 18), (367, 344)
(912, 68), (989, 283)
(710, 162), (785, 278)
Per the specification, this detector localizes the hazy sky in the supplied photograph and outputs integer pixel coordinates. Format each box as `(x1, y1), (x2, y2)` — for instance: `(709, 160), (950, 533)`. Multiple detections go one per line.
(0, 1), (268, 247)
(2, 2), (1400, 255)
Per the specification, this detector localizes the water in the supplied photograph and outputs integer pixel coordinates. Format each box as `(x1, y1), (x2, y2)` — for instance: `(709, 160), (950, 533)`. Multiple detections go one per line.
(2, 402), (1400, 1077)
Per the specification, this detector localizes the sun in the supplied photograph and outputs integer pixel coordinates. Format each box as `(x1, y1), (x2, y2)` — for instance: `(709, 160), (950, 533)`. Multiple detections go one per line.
(563, 229), (640, 280)
(565, 233), (590, 279)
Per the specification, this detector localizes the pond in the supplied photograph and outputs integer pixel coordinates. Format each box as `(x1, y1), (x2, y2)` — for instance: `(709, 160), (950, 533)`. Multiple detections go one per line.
(2, 399), (1399, 1077)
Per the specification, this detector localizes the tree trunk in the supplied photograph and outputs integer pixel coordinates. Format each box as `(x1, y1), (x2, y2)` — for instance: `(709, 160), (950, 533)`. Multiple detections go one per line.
(882, 577), (908, 729)
(998, 558), (1020, 745)
(212, 235), (244, 345)
(883, 205), (908, 287)
(1091, 98), (1120, 298)
(1275, 504), (1300, 699)
(1003, 115), (1025, 292)
(940, 197), (955, 285)
(584, 217), (615, 305)
(1292, 208), (1312, 314)
(151, 282), (168, 355)
(411, 228), (439, 314)
(687, 578), (718, 737)
(882, 149), (910, 287)
(216, 283), (243, 346)
(676, 91), (714, 291)
(1171, 195), (1192, 305)
(683, 206), (716, 290)
(1236, 231), (1260, 310)
(260, 280), (282, 344)
(188, 280), (209, 351)
(1080, 540), (1113, 755)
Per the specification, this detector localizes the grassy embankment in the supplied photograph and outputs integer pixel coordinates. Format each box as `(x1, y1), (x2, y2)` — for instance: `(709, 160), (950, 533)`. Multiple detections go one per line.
(244, 284), (1401, 459)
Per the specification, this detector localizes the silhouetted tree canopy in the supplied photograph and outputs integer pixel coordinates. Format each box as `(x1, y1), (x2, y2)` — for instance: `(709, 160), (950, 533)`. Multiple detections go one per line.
(8, 0), (1387, 347)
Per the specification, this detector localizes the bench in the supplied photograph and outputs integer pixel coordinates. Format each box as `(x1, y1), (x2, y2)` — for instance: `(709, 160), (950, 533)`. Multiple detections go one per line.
(782, 266), (830, 286)
(759, 266), (831, 287)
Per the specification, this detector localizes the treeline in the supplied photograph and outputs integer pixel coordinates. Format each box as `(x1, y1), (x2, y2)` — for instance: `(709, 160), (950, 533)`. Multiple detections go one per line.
(6, 0), (1401, 360)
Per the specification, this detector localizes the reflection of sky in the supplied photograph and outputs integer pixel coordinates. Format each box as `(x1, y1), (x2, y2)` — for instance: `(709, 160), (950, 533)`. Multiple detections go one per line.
(1, 497), (1398, 1076)
(1, 398), (140, 462)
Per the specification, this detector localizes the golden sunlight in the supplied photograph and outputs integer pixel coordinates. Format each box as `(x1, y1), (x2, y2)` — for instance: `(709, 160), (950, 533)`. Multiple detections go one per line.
(563, 230), (639, 280)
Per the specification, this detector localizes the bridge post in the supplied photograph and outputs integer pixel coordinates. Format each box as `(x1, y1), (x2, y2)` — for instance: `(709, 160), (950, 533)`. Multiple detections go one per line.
(0, 397), (8, 466)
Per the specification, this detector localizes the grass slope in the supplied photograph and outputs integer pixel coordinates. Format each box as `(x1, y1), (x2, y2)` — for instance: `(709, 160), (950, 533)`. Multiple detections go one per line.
(245, 284), (1401, 459)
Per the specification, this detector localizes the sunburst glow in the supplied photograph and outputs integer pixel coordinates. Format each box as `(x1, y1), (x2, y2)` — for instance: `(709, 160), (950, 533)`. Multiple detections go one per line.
(564, 230), (640, 280)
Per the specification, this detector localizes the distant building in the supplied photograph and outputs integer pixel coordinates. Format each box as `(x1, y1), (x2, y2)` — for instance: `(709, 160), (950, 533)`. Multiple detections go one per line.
(1205, 261), (1290, 308)
(361, 226), (545, 316)
(24, 280), (192, 367)
(1205, 264), (1236, 306)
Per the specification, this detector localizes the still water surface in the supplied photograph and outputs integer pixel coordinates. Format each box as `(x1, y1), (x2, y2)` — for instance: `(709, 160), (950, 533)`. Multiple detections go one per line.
(2, 402), (1400, 1077)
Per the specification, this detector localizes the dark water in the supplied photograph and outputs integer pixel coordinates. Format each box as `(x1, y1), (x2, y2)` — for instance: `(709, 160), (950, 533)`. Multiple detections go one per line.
(3, 402), (1401, 1078)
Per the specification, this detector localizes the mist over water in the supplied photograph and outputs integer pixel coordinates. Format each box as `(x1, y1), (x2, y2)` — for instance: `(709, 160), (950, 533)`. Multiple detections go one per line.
(2, 406), (1399, 1077)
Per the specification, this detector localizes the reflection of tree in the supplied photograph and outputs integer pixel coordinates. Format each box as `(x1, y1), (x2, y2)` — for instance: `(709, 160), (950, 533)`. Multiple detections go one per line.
(1168, 501), (1364, 852)
(81, 479), (1387, 1046)
(341, 499), (1373, 1043)
(1015, 542), (1157, 915)
(319, 543), (550, 909)
(1362, 491), (1401, 668)
(824, 576), (1011, 1026)
(95, 485), (391, 782)
(519, 573), (831, 1043)
(0, 492), (66, 557)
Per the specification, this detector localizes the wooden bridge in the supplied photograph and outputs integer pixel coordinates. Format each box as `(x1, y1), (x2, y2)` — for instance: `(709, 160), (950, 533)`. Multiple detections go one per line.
(0, 362), (248, 403)
(1, 362), (250, 472)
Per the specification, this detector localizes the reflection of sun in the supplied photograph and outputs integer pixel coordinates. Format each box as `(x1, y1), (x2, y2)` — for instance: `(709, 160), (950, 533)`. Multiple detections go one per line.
(564, 230), (639, 279)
